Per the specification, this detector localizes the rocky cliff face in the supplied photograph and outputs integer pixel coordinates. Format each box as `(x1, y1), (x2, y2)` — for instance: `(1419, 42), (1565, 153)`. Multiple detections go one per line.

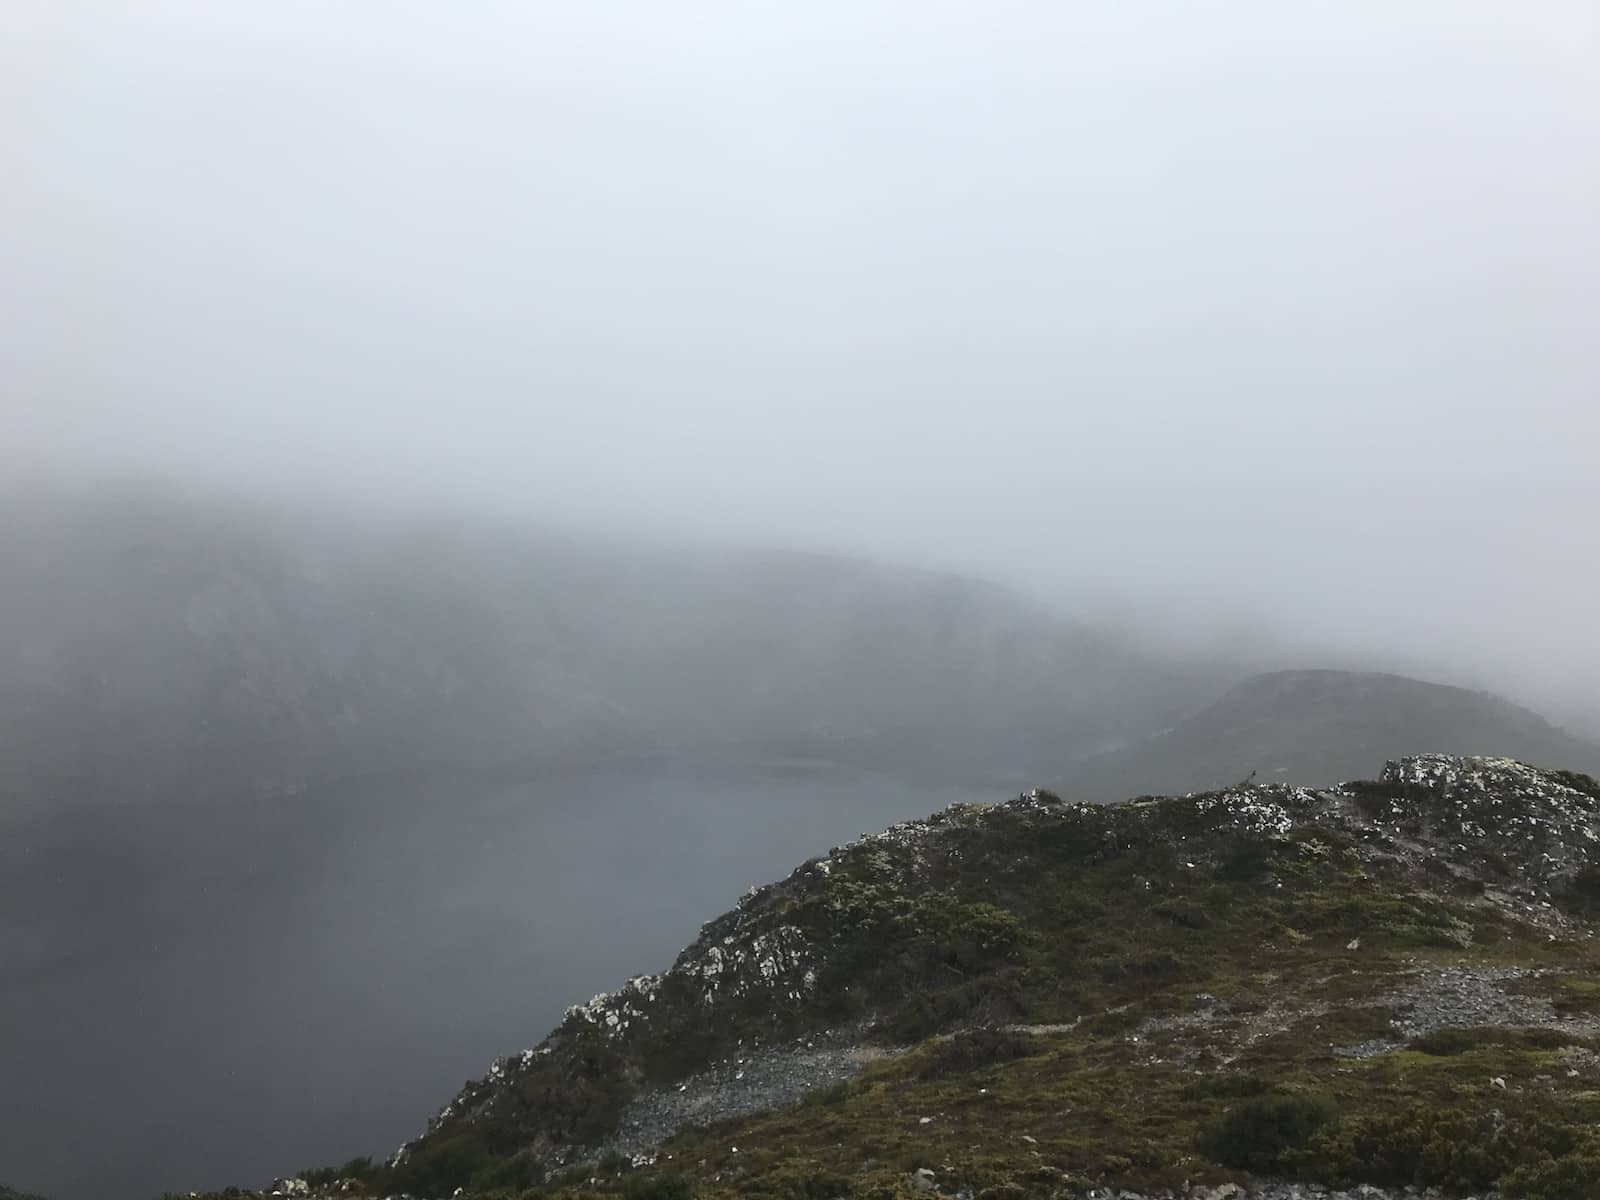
(182, 756), (1600, 1199)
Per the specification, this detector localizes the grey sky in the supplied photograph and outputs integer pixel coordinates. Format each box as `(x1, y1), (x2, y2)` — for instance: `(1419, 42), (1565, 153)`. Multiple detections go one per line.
(3, 3), (1597, 709)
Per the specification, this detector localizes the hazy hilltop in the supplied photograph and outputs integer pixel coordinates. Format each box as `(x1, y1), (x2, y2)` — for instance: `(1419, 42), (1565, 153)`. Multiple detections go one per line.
(0, 486), (1231, 817)
(1063, 669), (1600, 801)
(7, 489), (1596, 822)
(4, 4), (1597, 1199)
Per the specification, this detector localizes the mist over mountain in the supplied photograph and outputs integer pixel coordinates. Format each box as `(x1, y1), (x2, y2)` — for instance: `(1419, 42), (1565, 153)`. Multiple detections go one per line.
(5, 483), (1600, 1200)
(7, 2), (1600, 736)
(4, 4), (1598, 1199)
(10, 483), (1595, 825)
(0, 485), (1242, 820)
(1063, 669), (1600, 801)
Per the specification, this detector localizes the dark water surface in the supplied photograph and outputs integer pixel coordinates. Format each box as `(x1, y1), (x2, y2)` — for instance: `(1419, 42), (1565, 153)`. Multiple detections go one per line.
(0, 764), (986, 1200)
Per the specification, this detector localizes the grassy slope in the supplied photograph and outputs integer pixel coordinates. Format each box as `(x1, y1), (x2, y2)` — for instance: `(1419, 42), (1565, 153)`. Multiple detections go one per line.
(174, 757), (1600, 1200)
(1061, 670), (1600, 800)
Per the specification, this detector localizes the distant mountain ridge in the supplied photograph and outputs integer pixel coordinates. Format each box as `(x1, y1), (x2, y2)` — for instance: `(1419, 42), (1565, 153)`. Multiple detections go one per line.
(0, 486), (1228, 816)
(1060, 668), (1600, 800)
(6, 490), (1596, 822)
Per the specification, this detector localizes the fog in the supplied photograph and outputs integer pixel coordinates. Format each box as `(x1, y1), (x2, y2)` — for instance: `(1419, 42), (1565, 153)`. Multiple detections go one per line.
(4, 1), (1597, 721)
(3, 6), (1599, 1198)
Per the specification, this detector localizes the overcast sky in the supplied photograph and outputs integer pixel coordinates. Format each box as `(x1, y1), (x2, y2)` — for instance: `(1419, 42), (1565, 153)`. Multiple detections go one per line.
(3, 3), (1597, 707)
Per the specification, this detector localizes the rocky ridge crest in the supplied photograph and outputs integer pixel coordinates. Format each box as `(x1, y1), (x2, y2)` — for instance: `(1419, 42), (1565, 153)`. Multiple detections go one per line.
(217, 756), (1600, 1199)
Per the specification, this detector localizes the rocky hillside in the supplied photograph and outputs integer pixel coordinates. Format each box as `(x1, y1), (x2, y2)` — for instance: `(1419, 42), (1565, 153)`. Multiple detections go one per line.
(0, 486), (1224, 817)
(190, 754), (1600, 1200)
(1062, 670), (1600, 800)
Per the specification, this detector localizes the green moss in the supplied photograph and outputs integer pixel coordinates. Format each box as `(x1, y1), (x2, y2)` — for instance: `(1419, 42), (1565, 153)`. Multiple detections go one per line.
(1550, 978), (1600, 1016)
(1504, 1149), (1600, 1200)
(1410, 1028), (1481, 1057)
(909, 1029), (1042, 1079)
(1262, 1004), (1395, 1054)
(1410, 1027), (1588, 1057)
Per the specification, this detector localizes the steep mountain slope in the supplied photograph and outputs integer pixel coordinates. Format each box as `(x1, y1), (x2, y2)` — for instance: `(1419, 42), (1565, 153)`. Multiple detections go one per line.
(1061, 669), (1600, 800)
(204, 754), (1600, 1200)
(0, 486), (1224, 816)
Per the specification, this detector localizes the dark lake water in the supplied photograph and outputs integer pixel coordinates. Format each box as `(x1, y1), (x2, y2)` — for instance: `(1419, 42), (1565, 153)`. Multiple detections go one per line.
(0, 764), (988, 1200)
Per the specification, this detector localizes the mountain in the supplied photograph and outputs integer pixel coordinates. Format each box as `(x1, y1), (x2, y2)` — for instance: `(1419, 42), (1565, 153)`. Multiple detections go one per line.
(189, 753), (1600, 1200)
(0, 485), (1227, 817)
(1060, 669), (1600, 800)
(10, 489), (1594, 826)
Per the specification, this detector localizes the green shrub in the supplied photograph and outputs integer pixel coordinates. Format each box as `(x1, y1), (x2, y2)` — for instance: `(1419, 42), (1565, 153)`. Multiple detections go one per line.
(1411, 1027), (1580, 1057)
(620, 1174), (694, 1200)
(1565, 865), (1600, 911)
(1307, 1106), (1580, 1193)
(1410, 1028), (1478, 1056)
(919, 897), (1026, 974)
(388, 1129), (495, 1196)
(1181, 1073), (1270, 1101)
(1151, 899), (1210, 929)
(1217, 835), (1276, 881)
(764, 1168), (856, 1198)
(1200, 1091), (1339, 1172)
(1100, 949), (1190, 983)
(800, 1079), (852, 1107)
(916, 1028), (1041, 1078)
(884, 972), (1030, 1042)
(1504, 1151), (1600, 1200)
(295, 1156), (374, 1188)
(470, 1149), (548, 1192)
